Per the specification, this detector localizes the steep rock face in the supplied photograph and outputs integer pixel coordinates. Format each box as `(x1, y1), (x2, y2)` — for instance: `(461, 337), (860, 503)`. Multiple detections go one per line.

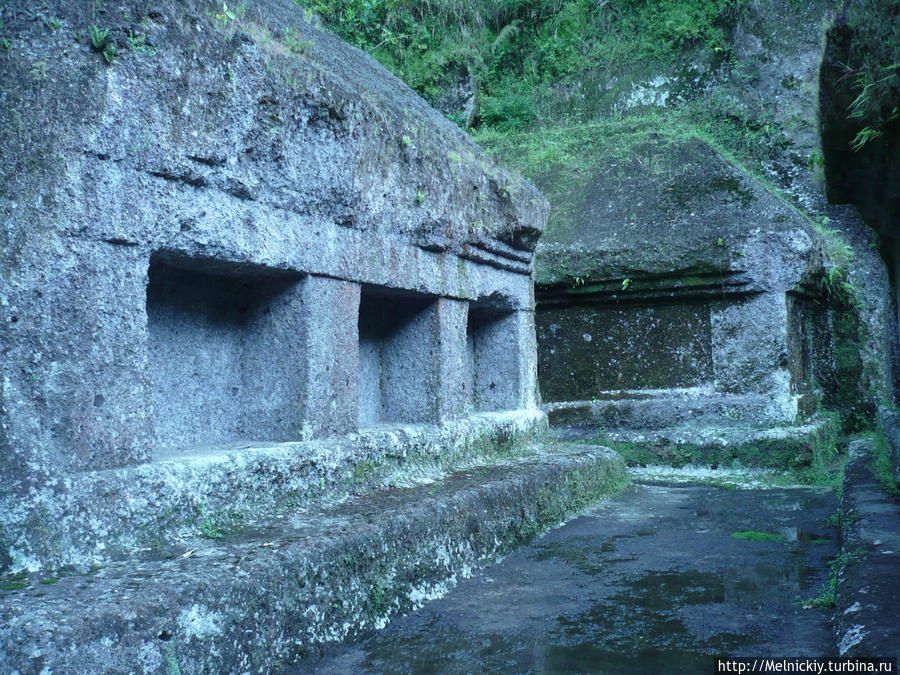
(819, 0), (900, 406)
(476, 0), (892, 431)
(534, 136), (826, 428)
(534, 136), (812, 285)
(819, 0), (900, 239)
(0, 1), (545, 251)
(0, 1), (547, 494)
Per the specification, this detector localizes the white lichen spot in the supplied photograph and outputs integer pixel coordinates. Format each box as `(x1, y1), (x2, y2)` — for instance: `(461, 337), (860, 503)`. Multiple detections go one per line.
(838, 624), (868, 656)
(622, 76), (671, 108)
(178, 604), (224, 641)
(137, 641), (164, 671)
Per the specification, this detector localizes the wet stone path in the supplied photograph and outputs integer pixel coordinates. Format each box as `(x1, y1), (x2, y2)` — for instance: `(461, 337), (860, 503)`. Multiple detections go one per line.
(300, 483), (839, 674)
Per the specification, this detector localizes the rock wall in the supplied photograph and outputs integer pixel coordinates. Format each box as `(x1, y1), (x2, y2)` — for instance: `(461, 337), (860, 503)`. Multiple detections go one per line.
(533, 137), (829, 430)
(474, 0), (893, 435)
(820, 0), (900, 410)
(0, 0), (547, 569)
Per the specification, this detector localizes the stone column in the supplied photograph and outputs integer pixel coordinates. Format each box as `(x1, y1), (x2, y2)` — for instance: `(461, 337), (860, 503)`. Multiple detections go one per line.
(297, 275), (361, 438)
(435, 298), (470, 422)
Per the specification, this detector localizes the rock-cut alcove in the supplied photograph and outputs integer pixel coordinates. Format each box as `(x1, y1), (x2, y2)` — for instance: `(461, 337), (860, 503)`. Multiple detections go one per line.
(466, 301), (523, 412)
(357, 285), (439, 427)
(146, 253), (305, 452)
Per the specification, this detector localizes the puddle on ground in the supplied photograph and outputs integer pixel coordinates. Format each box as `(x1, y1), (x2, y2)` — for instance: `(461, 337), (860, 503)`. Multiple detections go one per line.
(299, 485), (839, 674)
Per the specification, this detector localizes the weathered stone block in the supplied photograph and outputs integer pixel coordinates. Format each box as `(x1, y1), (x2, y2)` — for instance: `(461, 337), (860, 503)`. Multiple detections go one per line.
(297, 275), (361, 438)
(537, 302), (713, 401)
(1, 240), (153, 478)
(0, 0), (547, 584)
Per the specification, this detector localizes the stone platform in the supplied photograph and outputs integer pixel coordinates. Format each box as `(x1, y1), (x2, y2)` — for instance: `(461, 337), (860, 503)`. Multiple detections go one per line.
(1, 411), (547, 574)
(551, 415), (838, 470)
(544, 389), (803, 431)
(0, 442), (626, 674)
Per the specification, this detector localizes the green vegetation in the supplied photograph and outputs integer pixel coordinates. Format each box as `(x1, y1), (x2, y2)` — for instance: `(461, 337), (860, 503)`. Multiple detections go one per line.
(870, 426), (900, 495)
(88, 24), (116, 64)
(0, 580), (28, 591)
(731, 530), (785, 542)
(88, 24), (109, 50)
(290, 0), (798, 187)
(0, 570), (29, 591)
(366, 578), (391, 617)
(195, 503), (242, 539)
(798, 549), (865, 609)
(842, 1), (900, 151)
(291, 0), (864, 299)
(127, 30), (157, 57)
(294, 0), (742, 131)
(584, 416), (842, 487)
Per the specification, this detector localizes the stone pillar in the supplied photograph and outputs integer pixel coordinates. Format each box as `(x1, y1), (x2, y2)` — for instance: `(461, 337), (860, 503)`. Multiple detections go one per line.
(435, 298), (470, 422)
(1, 240), (153, 475)
(298, 275), (361, 438)
(710, 294), (797, 423)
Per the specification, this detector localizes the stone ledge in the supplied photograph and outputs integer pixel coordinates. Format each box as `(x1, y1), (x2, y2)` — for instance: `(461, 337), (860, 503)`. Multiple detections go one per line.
(551, 416), (837, 470)
(877, 405), (900, 484)
(0, 411), (547, 574)
(544, 390), (801, 430)
(835, 439), (900, 658)
(0, 443), (627, 674)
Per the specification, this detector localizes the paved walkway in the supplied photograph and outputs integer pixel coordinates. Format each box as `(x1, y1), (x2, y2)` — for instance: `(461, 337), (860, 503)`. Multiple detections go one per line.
(299, 482), (839, 674)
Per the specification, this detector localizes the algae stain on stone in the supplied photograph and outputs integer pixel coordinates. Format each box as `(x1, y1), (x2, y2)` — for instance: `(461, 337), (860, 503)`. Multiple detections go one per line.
(731, 530), (786, 542)
(162, 641), (181, 675)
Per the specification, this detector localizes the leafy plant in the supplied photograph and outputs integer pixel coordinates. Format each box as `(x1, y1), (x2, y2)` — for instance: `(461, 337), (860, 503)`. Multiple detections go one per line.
(283, 27), (312, 54)
(88, 24), (109, 50)
(196, 504), (225, 539)
(29, 60), (47, 82)
(798, 550), (865, 609)
(291, 0), (744, 136)
(850, 126), (884, 152)
(215, 3), (238, 26)
(127, 30), (157, 57)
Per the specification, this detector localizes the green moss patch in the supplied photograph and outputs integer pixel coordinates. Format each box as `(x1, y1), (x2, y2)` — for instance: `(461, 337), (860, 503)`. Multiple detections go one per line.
(731, 531), (785, 542)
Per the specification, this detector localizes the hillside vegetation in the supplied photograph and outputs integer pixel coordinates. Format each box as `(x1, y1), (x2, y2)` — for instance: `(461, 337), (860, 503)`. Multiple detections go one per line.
(296, 0), (812, 175)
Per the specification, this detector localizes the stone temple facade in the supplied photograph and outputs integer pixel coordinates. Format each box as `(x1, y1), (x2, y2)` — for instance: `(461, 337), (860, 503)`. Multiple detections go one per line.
(0, 0), (547, 573)
(529, 136), (877, 459)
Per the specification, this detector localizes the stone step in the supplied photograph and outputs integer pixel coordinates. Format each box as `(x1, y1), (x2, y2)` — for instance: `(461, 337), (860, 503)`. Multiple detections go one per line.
(0, 443), (627, 674)
(543, 391), (802, 430)
(0, 411), (546, 574)
(550, 415), (838, 470)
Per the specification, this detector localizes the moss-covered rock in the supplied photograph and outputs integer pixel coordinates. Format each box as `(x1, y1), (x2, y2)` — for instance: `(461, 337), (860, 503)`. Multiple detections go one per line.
(819, 0), (900, 239)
